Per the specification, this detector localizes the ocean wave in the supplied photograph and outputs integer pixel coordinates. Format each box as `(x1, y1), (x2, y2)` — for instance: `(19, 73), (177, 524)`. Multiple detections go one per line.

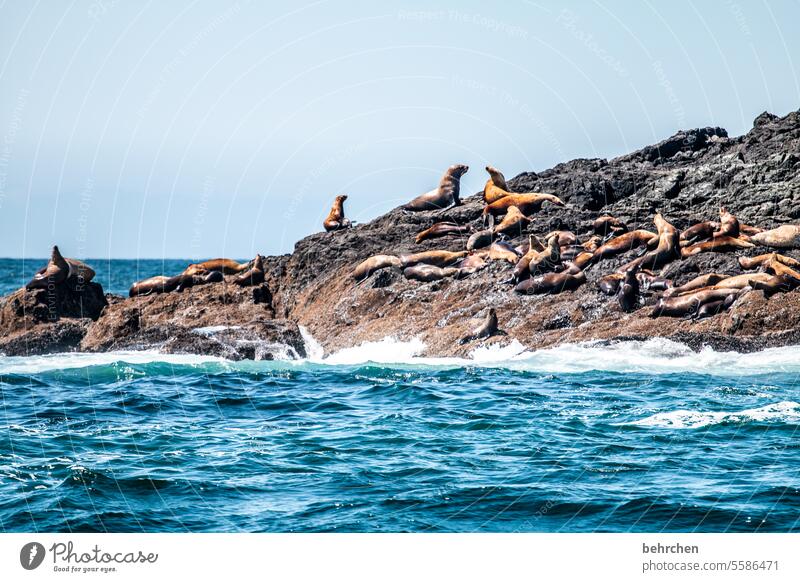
(621, 401), (800, 429)
(4, 336), (800, 376)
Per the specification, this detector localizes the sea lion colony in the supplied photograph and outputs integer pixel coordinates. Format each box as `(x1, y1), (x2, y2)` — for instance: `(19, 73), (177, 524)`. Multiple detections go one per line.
(22, 163), (800, 345)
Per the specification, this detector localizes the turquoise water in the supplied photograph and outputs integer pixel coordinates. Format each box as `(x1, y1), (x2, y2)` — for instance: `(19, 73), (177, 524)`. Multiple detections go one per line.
(1, 260), (800, 532)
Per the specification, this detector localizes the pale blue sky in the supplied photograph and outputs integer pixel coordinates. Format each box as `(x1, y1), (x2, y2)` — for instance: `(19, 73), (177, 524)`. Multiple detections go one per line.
(1, 0), (798, 259)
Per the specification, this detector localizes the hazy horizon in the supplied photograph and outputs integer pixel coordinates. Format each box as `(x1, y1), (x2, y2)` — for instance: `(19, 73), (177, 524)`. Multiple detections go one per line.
(1, 0), (798, 260)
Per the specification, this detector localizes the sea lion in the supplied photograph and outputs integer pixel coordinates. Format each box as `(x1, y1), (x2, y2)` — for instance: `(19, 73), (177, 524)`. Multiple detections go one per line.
(739, 253), (800, 270)
(581, 235), (603, 253)
(617, 267), (640, 312)
(663, 274), (730, 297)
(415, 222), (471, 244)
(597, 273), (623, 295)
(680, 235), (754, 257)
(620, 213), (679, 272)
(129, 275), (181, 297)
(483, 192), (565, 222)
(594, 216), (628, 237)
(26, 246), (96, 290)
(680, 221), (719, 244)
(637, 270), (672, 292)
(232, 255), (266, 287)
(571, 251), (595, 270)
(456, 253), (488, 277)
(650, 287), (744, 318)
(750, 224), (800, 249)
(184, 258), (251, 276)
(545, 230), (577, 247)
(403, 164), (469, 211)
(352, 255), (402, 281)
(713, 206), (740, 238)
(514, 270), (586, 295)
(668, 273), (774, 297)
(762, 257), (800, 285)
(400, 250), (468, 268)
(511, 234), (560, 282)
(591, 230), (658, 263)
(467, 229), (495, 251)
(493, 206), (531, 237)
(403, 264), (459, 282)
(176, 270), (224, 292)
(750, 274), (798, 297)
(323, 194), (351, 232)
(485, 241), (521, 264)
(693, 295), (737, 320)
(458, 308), (507, 344)
(483, 166), (511, 204)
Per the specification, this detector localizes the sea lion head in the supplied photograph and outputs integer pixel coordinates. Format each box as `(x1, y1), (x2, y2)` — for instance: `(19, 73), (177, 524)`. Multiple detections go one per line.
(485, 165), (505, 184)
(448, 164), (469, 178)
(336, 194), (348, 203)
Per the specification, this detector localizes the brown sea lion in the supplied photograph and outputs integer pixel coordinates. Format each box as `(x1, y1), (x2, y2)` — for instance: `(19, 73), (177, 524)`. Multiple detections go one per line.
(512, 234), (560, 282)
(514, 270), (586, 295)
(739, 253), (800, 270)
(663, 273), (730, 297)
(750, 274), (798, 297)
(467, 229), (495, 251)
(456, 253), (488, 277)
(482, 192), (565, 221)
(400, 250), (467, 268)
(184, 258), (251, 276)
(620, 213), (680, 272)
(591, 230), (658, 263)
(617, 267), (640, 312)
(493, 205), (531, 237)
(176, 270), (223, 292)
(459, 308), (507, 344)
(750, 224), (800, 249)
(129, 275), (181, 297)
(594, 216), (628, 237)
(597, 273), (623, 295)
(680, 235), (754, 258)
(352, 255), (402, 281)
(713, 206), (740, 238)
(323, 194), (351, 232)
(485, 241), (521, 264)
(232, 255), (266, 287)
(545, 230), (577, 247)
(415, 222), (471, 244)
(693, 294), (737, 320)
(680, 221), (719, 244)
(637, 270), (672, 292)
(403, 164), (469, 211)
(650, 287), (745, 318)
(483, 166), (511, 204)
(26, 246), (96, 290)
(403, 264), (459, 282)
(581, 235), (603, 252)
(572, 251), (595, 270)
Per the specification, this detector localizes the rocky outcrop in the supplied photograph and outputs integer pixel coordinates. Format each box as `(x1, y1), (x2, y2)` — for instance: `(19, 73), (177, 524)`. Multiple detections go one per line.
(1, 108), (799, 359)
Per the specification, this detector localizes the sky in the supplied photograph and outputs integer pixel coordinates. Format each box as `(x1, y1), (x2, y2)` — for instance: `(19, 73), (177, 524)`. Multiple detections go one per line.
(0, 0), (798, 259)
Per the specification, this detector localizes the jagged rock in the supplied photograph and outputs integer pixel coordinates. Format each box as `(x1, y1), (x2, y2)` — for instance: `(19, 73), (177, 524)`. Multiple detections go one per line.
(2, 108), (800, 359)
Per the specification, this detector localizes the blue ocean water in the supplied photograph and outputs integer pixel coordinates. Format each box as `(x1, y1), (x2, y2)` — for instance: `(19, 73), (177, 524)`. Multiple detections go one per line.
(1, 260), (800, 532)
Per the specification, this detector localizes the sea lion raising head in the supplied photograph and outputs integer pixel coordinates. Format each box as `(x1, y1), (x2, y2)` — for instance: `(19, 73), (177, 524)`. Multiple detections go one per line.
(323, 195), (352, 232)
(26, 246), (95, 290)
(403, 164), (469, 212)
(483, 166), (511, 204)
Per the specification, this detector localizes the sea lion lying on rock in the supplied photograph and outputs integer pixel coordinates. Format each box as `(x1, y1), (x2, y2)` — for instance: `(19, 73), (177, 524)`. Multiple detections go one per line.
(466, 229), (496, 251)
(352, 255), (402, 281)
(484, 241), (521, 264)
(492, 206), (531, 237)
(591, 230), (658, 263)
(482, 193), (565, 224)
(231, 255), (266, 287)
(514, 270), (586, 295)
(650, 287), (746, 318)
(26, 246), (96, 290)
(750, 225), (800, 249)
(459, 308), (507, 344)
(184, 258), (252, 276)
(403, 264), (459, 282)
(680, 235), (754, 257)
(594, 215), (628, 238)
(415, 222), (471, 244)
(739, 253), (800, 270)
(399, 250), (467, 268)
(128, 270), (222, 297)
(403, 164), (468, 211)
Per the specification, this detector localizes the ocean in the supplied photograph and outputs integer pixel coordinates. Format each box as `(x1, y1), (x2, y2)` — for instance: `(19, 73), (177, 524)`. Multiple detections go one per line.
(1, 259), (799, 532)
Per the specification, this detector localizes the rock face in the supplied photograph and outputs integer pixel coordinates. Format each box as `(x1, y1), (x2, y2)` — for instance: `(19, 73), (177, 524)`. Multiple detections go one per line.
(1, 108), (799, 359)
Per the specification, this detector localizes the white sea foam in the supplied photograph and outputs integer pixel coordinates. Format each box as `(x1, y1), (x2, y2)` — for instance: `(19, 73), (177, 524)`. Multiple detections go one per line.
(0, 351), (226, 375)
(622, 401), (800, 429)
(4, 336), (800, 376)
